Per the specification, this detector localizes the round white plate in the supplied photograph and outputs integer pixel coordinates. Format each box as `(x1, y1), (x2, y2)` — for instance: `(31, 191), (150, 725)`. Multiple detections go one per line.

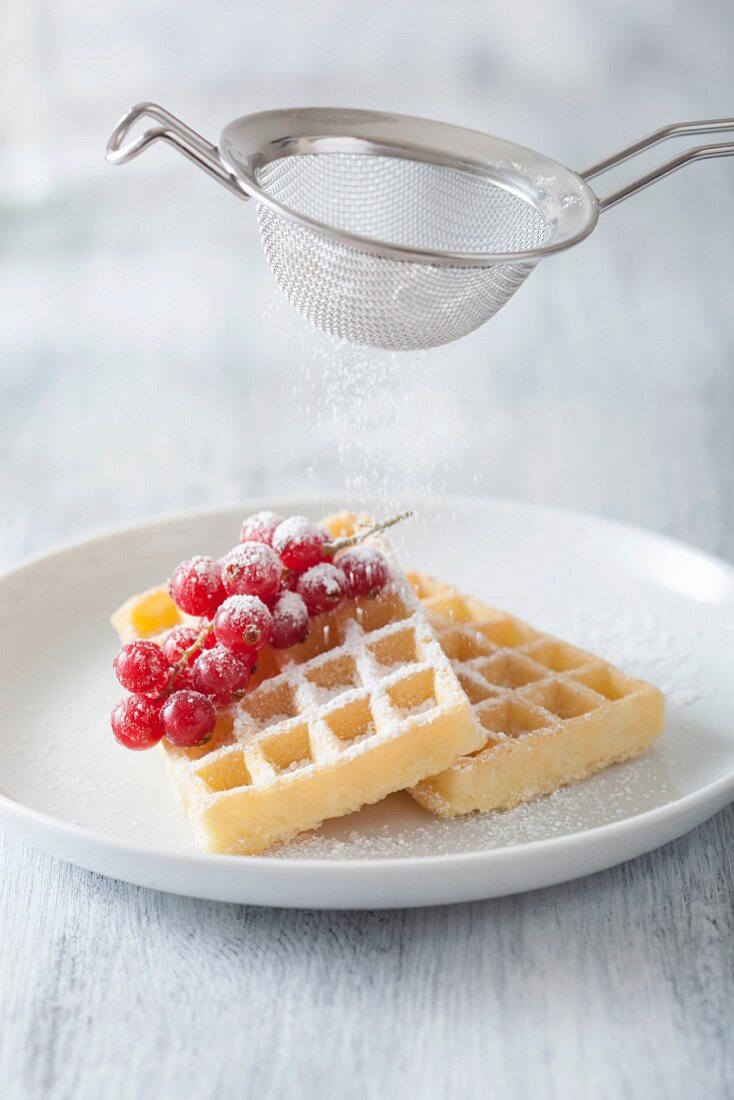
(1, 497), (732, 909)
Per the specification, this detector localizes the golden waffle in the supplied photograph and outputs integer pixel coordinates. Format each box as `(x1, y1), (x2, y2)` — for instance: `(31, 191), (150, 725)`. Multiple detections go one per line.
(112, 584), (196, 643)
(407, 572), (665, 816)
(111, 516), (481, 854)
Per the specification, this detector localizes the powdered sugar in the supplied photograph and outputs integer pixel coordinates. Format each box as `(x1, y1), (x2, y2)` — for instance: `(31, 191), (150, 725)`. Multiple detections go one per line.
(270, 590), (309, 649)
(302, 563), (343, 597)
(273, 750), (679, 860)
(268, 288), (474, 514)
(556, 601), (709, 711)
(398, 697), (437, 719)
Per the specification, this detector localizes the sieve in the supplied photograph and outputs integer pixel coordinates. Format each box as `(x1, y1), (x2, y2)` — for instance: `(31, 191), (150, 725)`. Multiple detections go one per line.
(106, 104), (734, 350)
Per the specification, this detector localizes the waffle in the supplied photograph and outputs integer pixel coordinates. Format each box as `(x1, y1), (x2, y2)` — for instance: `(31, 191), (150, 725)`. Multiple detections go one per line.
(112, 584), (196, 643)
(111, 515), (481, 854)
(407, 573), (665, 816)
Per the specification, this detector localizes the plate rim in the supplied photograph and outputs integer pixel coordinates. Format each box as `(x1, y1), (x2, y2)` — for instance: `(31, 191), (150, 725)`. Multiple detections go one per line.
(3, 491), (734, 588)
(1, 493), (732, 878)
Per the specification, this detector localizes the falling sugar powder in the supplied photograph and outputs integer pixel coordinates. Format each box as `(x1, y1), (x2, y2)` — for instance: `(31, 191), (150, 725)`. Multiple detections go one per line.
(262, 289), (478, 514)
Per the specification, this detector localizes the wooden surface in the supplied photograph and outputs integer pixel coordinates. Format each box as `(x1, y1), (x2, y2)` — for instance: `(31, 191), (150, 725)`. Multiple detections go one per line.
(1, 4), (734, 1096)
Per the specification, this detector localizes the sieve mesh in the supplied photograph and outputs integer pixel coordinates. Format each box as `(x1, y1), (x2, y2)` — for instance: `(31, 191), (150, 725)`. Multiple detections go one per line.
(255, 153), (551, 350)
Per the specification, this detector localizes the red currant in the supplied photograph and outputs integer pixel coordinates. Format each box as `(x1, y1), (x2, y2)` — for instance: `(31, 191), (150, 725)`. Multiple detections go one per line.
(161, 626), (200, 666)
(240, 510), (284, 546)
(237, 648), (260, 672)
(170, 665), (196, 692)
(169, 556), (226, 617)
(113, 640), (170, 695)
(296, 563), (347, 615)
(270, 592), (309, 648)
(221, 542), (281, 602)
(192, 646), (250, 704)
(272, 517), (330, 572)
(110, 695), (165, 750)
(279, 570), (300, 593)
(337, 547), (390, 598)
(214, 595), (273, 656)
(161, 690), (217, 748)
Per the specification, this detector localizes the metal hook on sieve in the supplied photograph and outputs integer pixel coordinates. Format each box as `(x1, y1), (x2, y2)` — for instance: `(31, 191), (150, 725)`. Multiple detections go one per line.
(105, 102), (248, 201)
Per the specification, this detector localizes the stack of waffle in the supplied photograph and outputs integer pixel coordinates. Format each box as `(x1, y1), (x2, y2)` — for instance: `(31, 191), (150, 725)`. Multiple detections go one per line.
(112, 513), (664, 854)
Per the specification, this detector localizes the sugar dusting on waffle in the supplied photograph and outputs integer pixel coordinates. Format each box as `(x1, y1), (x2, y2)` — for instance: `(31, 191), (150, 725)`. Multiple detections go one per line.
(112, 511), (482, 854)
(270, 750), (679, 859)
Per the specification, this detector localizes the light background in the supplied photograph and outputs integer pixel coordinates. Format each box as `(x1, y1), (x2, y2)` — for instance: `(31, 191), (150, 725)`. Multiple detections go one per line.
(1, 0), (732, 555)
(1, 4), (733, 1098)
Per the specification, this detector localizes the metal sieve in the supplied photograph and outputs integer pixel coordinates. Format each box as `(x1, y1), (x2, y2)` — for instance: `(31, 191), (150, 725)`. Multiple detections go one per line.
(106, 104), (734, 350)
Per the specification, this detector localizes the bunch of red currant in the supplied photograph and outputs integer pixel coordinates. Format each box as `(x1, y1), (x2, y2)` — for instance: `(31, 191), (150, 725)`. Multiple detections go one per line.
(110, 511), (397, 752)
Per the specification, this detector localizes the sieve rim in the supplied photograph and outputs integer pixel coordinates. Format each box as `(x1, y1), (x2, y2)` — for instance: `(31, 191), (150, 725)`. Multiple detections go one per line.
(218, 107), (600, 267)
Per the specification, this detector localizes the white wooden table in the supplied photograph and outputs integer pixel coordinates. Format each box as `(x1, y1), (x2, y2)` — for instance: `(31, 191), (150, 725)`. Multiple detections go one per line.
(2, 8), (733, 1093)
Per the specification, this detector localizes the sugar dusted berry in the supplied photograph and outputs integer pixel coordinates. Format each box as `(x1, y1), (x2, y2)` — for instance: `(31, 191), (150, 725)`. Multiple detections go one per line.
(214, 595), (273, 656)
(240, 510), (283, 547)
(192, 646), (250, 704)
(221, 542), (281, 602)
(110, 695), (165, 751)
(279, 570), (299, 593)
(161, 626), (200, 666)
(161, 690), (217, 748)
(296, 563), (347, 616)
(171, 665), (196, 692)
(270, 591), (309, 649)
(272, 517), (330, 572)
(169, 556), (226, 617)
(338, 547), (390, 598)
(113, 640), (170, 695)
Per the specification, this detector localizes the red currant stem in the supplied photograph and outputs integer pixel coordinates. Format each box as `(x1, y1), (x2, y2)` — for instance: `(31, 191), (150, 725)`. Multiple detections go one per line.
(325, 510), (414, 554)
(165, 622), (214, 694)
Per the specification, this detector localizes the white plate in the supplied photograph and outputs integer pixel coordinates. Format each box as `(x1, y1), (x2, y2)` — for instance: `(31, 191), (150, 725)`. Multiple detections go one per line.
(1, 497), (732, 909)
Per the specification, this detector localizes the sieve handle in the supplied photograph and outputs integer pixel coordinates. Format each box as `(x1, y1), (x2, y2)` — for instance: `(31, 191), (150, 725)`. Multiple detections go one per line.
(105, 102), (248, 200)
(581, 118), (734, 210)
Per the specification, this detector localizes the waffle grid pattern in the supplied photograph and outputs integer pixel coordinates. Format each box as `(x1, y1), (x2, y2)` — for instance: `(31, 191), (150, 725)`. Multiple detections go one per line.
(408, 573), (665, 816)
(166, 573), (480, 852)
(181, 594), (460, 790)
(111, 521), (480, 854)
